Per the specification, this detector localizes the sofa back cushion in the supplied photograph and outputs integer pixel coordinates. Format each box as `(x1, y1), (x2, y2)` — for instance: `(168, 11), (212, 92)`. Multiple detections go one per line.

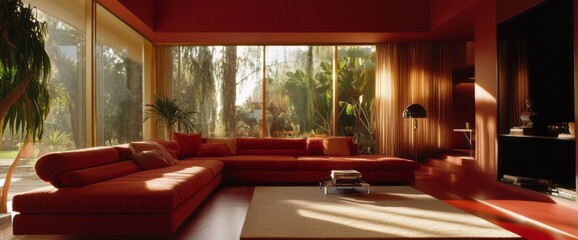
(206, 137), (237, 155)
(236, 138), (307, 156)
(197, 143), (230, 157)
(35, 146), (138, 188)
(306, 137), (359, 156)
(58, 160), (140, 187)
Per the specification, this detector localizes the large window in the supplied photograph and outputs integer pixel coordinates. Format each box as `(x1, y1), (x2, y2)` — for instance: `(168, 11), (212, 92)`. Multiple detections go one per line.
(0, 1), (153, 203)
(1, 0), (87, 200)
(171, 45), (376, 152)
(95, 5), (145, 145)
(265, 46), (334, 137)
(172, 46), (263, 137)
(336, 46), (376, 153)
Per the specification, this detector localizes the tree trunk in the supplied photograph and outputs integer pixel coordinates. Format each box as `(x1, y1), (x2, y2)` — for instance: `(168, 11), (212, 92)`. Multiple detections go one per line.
(192, 46), (216, 135)
(305, 47), (314, 133)
(126, 58), (143, 140)
(0, 75), (32, 122)
(0, 134), (30, 213)
(222, 46), (237, 136)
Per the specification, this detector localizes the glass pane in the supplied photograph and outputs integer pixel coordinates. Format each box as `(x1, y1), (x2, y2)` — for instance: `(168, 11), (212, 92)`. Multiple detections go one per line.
(336, 46), (376, 153)
(1, 1), (86, 201)
(95, 5), (144, 145)
(171, 46), (263, 137)
(265, 46), (334, 138)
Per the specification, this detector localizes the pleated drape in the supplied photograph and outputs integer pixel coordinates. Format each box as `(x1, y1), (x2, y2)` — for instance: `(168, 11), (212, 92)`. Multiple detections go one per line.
(498, 38), (528, 133)
(152, 45), (174, 139)
(375, 42), (453, 161)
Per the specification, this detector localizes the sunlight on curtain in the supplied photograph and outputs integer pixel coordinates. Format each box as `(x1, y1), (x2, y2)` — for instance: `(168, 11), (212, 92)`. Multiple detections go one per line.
(375, 43), (452, 161)
(150, 45), (173, 139)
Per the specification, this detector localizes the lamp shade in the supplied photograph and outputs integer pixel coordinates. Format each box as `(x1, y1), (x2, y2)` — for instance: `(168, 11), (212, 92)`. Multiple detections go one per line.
(402, 104), (427, 118)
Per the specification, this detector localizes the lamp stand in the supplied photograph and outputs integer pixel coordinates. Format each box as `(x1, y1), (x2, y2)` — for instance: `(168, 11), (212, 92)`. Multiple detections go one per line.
(412, 119), (418, 161)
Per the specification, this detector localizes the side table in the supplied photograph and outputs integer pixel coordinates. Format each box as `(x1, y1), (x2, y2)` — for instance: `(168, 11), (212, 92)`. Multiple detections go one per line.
(453, 128), (474, 158)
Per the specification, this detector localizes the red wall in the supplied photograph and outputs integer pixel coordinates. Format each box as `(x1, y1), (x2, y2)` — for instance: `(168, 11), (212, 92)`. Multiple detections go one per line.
(143, 0), (431, 33)
(452, 83), (475, 149)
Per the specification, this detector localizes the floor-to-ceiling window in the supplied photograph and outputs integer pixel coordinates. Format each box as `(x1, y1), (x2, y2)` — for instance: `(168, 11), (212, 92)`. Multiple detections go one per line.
(336, 46), (376, 153)
(172, 46), (264, 137)
(0, 0), (152, 203)
(265, 46), (334, 138)
(170, 45), (375, 152)
(95, 5), (145, 145)
(1, 0), (87, 201)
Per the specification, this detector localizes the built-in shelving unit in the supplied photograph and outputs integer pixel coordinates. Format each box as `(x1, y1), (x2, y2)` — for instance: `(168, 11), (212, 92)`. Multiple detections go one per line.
(497, 0), (576, 200)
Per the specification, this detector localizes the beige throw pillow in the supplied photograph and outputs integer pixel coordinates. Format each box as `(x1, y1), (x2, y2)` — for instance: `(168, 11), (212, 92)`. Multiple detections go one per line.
(131, 150), (170, 170)
(129, 141), (179, 165)
(322, 137), (351, 156)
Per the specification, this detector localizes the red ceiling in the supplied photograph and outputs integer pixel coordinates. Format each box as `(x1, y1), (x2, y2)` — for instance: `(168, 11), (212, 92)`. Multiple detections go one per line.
(98, 0), (481, 44)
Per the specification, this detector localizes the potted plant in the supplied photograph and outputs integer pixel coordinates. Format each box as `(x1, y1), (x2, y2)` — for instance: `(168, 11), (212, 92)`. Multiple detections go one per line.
(144, 96), (197, 139)
(0, 0), (51, 213)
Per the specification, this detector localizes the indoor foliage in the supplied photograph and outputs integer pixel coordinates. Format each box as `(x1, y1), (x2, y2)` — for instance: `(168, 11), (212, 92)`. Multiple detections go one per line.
(0, 0), (51, 213)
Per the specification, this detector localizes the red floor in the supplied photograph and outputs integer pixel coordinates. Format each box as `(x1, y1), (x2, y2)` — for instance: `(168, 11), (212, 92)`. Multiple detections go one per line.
(413, 173), (578, 240)
(2, 167), (577, 239)
(180, 168), (578, 240)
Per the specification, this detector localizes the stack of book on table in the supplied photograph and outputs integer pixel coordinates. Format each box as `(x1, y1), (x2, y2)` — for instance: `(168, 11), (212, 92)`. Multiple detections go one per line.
(501, 174), (555, 193)
(331, 170), (362, 185)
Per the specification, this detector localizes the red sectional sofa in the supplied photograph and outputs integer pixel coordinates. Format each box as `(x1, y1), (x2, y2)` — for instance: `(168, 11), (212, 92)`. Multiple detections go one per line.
(218, 138), (415, 184)
(12, 137), (415, 236)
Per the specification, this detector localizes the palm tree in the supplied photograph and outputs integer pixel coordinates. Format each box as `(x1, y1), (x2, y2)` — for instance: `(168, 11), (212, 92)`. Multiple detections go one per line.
(0, 0), (51, 213)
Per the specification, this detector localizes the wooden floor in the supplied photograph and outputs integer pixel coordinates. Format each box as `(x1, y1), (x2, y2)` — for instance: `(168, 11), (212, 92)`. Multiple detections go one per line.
(1, 165), (578, 240)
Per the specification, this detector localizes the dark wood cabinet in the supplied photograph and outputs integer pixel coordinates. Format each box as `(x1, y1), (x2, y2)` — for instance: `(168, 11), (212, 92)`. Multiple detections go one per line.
(498, 134), (575, 190)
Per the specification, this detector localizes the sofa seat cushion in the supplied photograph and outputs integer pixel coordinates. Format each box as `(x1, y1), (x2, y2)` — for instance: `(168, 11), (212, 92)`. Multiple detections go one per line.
(177, 159), (224, 176)
(192, 155), (297, 171)
(13, 160), (223, 214)
(296, 155), (416, 171)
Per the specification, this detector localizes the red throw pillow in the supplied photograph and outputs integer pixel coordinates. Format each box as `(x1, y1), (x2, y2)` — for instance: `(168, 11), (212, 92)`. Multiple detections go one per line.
(196, 143), (229, 157)
(306, 137), (324, 156)
(173, 132), (202, 159)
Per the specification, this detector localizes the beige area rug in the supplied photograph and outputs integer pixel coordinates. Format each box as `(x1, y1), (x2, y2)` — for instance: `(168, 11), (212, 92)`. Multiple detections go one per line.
(240, 186), (523, 240)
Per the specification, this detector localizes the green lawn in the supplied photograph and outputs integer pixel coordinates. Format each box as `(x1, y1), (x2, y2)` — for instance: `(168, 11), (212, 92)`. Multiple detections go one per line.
(0, 150), (19, 159)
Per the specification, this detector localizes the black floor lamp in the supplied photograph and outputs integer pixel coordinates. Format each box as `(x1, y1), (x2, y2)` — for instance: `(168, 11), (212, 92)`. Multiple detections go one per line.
(402, 104), (427, 161)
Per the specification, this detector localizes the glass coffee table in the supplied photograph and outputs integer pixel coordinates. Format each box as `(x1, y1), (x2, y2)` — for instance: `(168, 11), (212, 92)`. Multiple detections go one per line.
(319, 178), (371, 195)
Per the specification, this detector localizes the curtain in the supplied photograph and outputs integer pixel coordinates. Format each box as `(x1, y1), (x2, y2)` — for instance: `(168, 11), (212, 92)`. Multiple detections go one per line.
(152, 45), (173, 139)
(498, 38), (528, 133)
(375, 42), (452, 161)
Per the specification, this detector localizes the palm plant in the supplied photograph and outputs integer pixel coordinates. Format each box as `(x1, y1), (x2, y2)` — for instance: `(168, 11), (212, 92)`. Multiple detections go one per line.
(0, 0), (51, 213)
(144, 96), (196, 138)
